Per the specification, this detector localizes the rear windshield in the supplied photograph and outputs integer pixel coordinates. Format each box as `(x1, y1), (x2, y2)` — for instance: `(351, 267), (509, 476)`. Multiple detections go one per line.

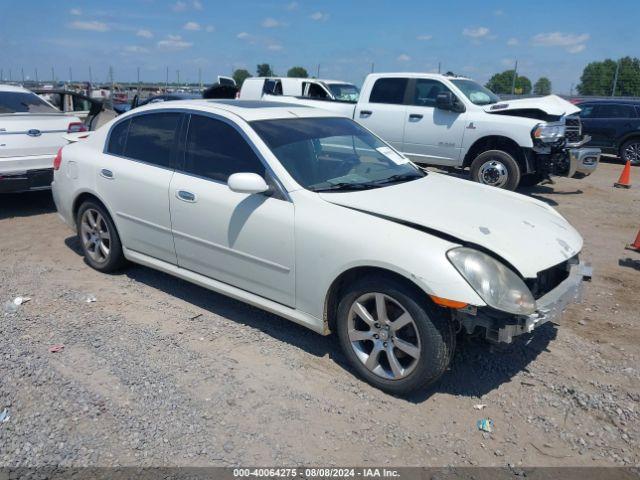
(0, 92), (59, 114)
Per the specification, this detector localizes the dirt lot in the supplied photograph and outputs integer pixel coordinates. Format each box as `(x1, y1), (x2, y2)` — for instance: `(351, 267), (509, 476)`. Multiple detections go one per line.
(0, 160), (639, 468)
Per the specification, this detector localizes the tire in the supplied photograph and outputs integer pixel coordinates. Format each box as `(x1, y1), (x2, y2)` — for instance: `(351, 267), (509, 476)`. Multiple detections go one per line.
(336, 275), (455, 395)
(470, 149), (521, 190)
(620, 138), (640, 166)
(76, 200), (126, 272)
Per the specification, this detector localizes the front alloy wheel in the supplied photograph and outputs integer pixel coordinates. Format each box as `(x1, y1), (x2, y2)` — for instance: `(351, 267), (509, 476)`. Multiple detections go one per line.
(348, 293), (421, 380)
(336, 276), (455, 395)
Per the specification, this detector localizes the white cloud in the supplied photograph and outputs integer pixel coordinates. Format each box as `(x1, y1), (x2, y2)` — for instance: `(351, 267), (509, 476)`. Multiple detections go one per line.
(205, 25), (215, 32)
(172, 1), (187, 11)
(567, 44), (586, 54)
(262, 17), (285, 28)
(124, 45), (149, 53)
(309, 11), (329, 21)
(267, 43), (283, 51)
(68, 21), (109, 32)
(137, 29), (153, 38)
(157, 34), (193, 50)
(507, 37), (519, 46)
(463, 27), (490, 38)
(285, 1), (298, 10)
(183, 21), (201, 31)
(69, 8), (81, 15)
(494, 9), (504, 16)
(501, 58), (516, 67)
(397, 53), (411, 62)
(416, 34), (432, 41)
(193, 0), (203, 10)
(236, 31), (251, 39)
(532, 32), (589, 53)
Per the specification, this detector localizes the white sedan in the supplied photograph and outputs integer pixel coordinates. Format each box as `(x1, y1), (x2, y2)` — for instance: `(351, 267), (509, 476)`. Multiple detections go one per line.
(52, 100), (591, 394)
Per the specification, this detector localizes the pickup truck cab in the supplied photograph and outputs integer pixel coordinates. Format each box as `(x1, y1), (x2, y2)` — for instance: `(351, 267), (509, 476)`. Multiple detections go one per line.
(254, 73), (600, 190)
(0, 84), (85, 193)
(240, 77), (360, 102)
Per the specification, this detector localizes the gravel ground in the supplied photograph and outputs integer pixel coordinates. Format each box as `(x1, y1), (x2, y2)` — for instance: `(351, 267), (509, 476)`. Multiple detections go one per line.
(0, 159), (639, 468)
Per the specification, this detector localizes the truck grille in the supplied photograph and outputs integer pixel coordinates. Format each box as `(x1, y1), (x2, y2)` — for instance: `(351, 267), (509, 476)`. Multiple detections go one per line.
(565, 116), (582, 144)
(526, 258), (573, 299)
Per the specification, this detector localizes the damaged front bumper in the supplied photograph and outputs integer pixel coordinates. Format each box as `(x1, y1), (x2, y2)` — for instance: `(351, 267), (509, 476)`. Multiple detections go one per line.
(457, 261), (592, 343)
(567, 145), (600, 178)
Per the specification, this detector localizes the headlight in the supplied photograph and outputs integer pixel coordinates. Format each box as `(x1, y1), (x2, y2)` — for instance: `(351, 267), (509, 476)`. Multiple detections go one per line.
(447, 247), (536, 315)
(532, 122), (565, 143)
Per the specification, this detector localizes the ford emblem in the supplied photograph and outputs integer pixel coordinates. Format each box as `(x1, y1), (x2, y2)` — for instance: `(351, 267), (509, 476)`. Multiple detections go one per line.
(27, 129), (42, 137)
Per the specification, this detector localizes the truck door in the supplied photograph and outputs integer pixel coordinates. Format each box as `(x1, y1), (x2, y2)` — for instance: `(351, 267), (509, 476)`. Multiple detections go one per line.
(402, 78), (467, 166)
(354, 77), (408, 152)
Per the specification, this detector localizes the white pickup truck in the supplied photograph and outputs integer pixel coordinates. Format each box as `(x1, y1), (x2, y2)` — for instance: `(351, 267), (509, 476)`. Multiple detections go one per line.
(245, 72), (600, 189)
(240, 77), (360, 102)
(0, 84), (85, 193)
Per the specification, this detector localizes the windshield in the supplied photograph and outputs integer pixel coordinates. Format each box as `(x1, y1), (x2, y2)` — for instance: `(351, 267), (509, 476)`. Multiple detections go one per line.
(327, 83), (360, 102)
(451, 79), (500, 106)
(0, 92), (59, 114)
(251, 117), (424, 192)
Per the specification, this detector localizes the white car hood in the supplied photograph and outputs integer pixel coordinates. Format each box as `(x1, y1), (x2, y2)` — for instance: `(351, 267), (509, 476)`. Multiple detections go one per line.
(484, 94), (581, 117)
(319, 174), (583, 278)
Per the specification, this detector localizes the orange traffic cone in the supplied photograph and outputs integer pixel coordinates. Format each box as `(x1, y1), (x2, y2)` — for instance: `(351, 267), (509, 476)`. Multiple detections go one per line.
(614, 160), (632, 188)
(626, 228), (640, 252)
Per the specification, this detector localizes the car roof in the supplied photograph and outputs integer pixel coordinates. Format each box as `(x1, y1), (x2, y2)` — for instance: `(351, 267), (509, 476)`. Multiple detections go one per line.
(365, 72), (471, 81)
(577, 98), (640, 105)
(0, 84), (32, 93)
(128, 99), (339, 121)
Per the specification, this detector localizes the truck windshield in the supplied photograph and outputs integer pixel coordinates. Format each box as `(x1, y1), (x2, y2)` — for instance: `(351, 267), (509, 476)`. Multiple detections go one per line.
(251, 117), (424, 192)
(0, 92), (59, 114)
(451, 79), (500, 106)
(327, 83), (360, 102)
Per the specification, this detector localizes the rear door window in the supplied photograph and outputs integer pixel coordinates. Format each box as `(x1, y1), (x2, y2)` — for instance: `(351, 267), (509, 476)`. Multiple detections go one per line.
(0, 91), (58, 113)
(594, 104), (636, 118)
(106, 119), (130, 156)
(369, 78), (409, 105)
(123, 112), (182, 168)
(183, 114), (265, 183)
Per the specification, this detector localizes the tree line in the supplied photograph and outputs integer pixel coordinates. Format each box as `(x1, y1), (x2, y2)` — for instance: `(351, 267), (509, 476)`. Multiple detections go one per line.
(232, 56), (640, 97)
(232, 64), (308, 87)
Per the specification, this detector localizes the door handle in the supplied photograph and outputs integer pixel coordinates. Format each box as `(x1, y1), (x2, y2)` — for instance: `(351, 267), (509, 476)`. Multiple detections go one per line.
(100, 169), (114, 179)
(359, 110), (372, 118)
(176, 190), (197, 203)
(409, 113), (423, 121)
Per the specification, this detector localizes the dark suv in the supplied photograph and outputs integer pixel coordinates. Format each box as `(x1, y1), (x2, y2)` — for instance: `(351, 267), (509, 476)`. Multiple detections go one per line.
(577, 99), (640, 165)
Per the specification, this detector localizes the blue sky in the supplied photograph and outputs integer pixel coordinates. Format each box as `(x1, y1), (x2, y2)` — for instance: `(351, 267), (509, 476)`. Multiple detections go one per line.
(1, 0), (638, 93)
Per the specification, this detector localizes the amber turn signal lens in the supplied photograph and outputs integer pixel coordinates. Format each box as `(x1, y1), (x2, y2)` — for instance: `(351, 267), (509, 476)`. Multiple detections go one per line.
(429, 295), (468, 309)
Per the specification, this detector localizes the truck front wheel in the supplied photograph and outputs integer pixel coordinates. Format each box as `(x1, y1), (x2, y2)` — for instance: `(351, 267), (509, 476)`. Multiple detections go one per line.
(470, 150), (521, 190)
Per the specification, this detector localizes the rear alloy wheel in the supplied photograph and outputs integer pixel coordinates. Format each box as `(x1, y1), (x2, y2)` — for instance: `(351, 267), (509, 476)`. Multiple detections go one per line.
(77, 201), (126, 272)
(621, 139), (640, 166)
(470, 149), (521, 190)
(337, 276), (455, 395)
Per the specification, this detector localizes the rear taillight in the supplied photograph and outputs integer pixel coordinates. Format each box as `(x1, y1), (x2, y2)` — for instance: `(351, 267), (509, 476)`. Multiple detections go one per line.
(53, 148), (63, 171)
(67, 122), (88, 133)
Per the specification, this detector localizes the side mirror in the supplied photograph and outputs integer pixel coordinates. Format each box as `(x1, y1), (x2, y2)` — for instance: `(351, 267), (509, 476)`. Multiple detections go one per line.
(436, 92), (454, 110)
(227, 173), (270, 195)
